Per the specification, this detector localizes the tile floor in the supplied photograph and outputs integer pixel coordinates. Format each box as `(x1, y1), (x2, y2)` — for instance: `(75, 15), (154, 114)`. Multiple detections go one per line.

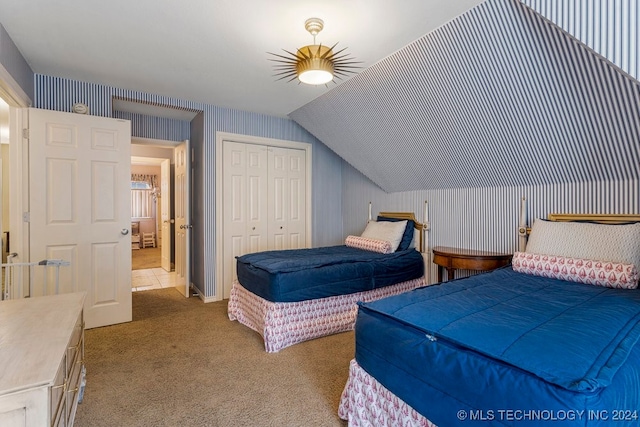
(132, 268), (176, 292)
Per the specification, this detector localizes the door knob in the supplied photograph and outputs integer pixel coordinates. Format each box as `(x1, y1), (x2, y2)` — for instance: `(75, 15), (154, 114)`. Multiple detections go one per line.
(121, 229), (129, 235)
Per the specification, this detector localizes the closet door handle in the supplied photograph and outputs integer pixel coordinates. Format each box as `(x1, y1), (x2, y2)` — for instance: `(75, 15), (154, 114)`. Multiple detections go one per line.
(121, 229), (129, 235)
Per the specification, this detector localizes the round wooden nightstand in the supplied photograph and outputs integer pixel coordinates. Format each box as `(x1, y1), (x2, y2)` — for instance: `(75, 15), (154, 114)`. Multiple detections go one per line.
(432, 246), (512, 282)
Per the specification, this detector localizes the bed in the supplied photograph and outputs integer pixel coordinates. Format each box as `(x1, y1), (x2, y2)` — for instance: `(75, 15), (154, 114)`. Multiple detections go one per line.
(228, 204), (430, 352)
(339, 211), (640, 426)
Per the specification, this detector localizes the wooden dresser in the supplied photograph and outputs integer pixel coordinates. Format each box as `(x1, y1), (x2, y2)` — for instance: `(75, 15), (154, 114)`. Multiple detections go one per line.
(0, 292), (86, 426)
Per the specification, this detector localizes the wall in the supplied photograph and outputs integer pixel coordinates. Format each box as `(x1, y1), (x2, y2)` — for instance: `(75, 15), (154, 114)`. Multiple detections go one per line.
(291, 0), (640, 194)
(190, 113), (205, 295)
(33, 75), (346, 298)
(343, 161), (638, 283)
(131, 143), (174, 161)
(338, 0), (640, 283)
(522, 0), (639, 80)
(0, 23), (33, 102)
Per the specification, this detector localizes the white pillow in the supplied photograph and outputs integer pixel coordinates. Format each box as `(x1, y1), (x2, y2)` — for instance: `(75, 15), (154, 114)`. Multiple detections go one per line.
(525, 219), (640, 269)
(361, 220), (407, 252)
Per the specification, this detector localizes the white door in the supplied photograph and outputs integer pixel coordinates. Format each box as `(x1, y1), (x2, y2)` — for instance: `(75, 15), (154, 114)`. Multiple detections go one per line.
(174, 140), (190, 297)
(28, 108), (131, 328)
(268, 147), (306, 250)
(160, 158), (171, 272)
(222, 141), (268, 298)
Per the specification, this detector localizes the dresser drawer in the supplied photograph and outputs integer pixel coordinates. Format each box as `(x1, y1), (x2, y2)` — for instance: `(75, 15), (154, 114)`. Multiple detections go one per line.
(66, 338), (83, 424)
(51, 356), (67, 427)
(66, 314), (83, 374)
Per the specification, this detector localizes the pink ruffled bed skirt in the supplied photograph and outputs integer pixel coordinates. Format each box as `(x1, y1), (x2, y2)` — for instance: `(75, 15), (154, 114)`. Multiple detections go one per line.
(227, 277), (424, 353)
(339, 359), (436, 427)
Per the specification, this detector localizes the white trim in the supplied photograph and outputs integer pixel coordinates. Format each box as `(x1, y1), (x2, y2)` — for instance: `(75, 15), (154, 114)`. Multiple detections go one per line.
(193, 286), (217, 303)
(131, 136), (181, 147)
(0, 64), (31, 108)
(0, 65), (30, 267)
(214, 131), (313, 301)
(9, 108), (29, 264)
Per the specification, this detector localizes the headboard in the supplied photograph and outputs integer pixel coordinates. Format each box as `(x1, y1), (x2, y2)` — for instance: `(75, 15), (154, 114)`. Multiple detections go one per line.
(517, 198), (640, 252)
(547, 213), (640, 224)
(378, 211), (429, 254)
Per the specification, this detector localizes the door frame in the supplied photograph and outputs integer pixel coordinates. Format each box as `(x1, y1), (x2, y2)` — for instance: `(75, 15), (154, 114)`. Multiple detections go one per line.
(131, 137), (178, 273)
(214, 132), (312, 301)
(174, 139), (190, 297)
(0, 64), (31, 268)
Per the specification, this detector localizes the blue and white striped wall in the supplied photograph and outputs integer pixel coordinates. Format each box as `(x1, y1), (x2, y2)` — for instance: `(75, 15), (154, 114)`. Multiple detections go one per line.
(330, 0), (640, 282)
(342, 168), (639, 283)
(34, 75), (346, 298)
(522, 0), (639, 80)
(290, 0), (640, 193)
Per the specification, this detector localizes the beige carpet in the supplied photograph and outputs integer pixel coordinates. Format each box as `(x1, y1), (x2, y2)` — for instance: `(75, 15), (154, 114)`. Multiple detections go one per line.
(75, 288), (353, 427)
(132, 246), (162, 270)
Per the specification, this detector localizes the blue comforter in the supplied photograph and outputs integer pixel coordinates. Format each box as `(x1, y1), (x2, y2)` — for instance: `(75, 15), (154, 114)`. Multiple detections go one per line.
(237, 245), (416, 273)
(236, 245), (424, 302)
(356, 267), (640, 426)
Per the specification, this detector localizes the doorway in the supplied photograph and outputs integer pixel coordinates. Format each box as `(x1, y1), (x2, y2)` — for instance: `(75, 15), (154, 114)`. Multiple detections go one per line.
(0, 69), (30, 294)
(0, 97), (9, 265)
(130, 140), (175, 292)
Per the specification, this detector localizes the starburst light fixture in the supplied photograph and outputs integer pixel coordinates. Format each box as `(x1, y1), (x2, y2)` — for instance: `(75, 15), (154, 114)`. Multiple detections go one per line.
(268, 18), (360, 85)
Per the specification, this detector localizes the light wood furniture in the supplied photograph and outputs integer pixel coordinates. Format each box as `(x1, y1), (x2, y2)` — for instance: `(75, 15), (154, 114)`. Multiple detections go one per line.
(131, 222), (141, 250)
(0, 292), (86, 426)
(142, 232), (156, 248)
(432, 246), (512, 282)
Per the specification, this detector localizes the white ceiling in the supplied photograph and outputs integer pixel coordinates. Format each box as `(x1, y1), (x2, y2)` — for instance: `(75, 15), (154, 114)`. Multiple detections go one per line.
(0, 0), (484, 118)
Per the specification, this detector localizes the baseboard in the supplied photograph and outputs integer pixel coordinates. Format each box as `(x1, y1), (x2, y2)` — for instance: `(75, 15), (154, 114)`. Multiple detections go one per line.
(190, 284), (219, 303)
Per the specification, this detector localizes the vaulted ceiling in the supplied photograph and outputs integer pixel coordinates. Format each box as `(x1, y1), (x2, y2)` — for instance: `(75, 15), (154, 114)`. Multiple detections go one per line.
(290, 0), (640, 192)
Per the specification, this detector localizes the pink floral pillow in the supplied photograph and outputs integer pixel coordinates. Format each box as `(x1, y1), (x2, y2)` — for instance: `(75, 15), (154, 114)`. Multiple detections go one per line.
(512, 252), (639, 289)
(345, 235), (392, 254)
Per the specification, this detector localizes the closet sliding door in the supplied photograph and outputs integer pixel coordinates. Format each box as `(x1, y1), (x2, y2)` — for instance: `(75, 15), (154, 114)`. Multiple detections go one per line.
(222, 141), (307, 299)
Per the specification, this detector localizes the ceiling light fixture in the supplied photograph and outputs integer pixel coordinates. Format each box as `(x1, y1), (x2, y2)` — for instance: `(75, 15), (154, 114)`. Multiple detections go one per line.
(268, 18), (360, 85)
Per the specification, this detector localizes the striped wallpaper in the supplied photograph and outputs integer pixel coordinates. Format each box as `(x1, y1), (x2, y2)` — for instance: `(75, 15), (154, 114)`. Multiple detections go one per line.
(33, 74), (346, 299)
(290, 0), (640, 193)
(333, 0), (640, 282)
(522, 0), (639, 80)
(342, 166), (640, 283)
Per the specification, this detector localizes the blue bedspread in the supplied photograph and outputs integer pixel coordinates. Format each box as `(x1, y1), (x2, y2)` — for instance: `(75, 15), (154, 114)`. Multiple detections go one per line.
(355, 267), (640, 426)
(236, 245), (424, 302)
